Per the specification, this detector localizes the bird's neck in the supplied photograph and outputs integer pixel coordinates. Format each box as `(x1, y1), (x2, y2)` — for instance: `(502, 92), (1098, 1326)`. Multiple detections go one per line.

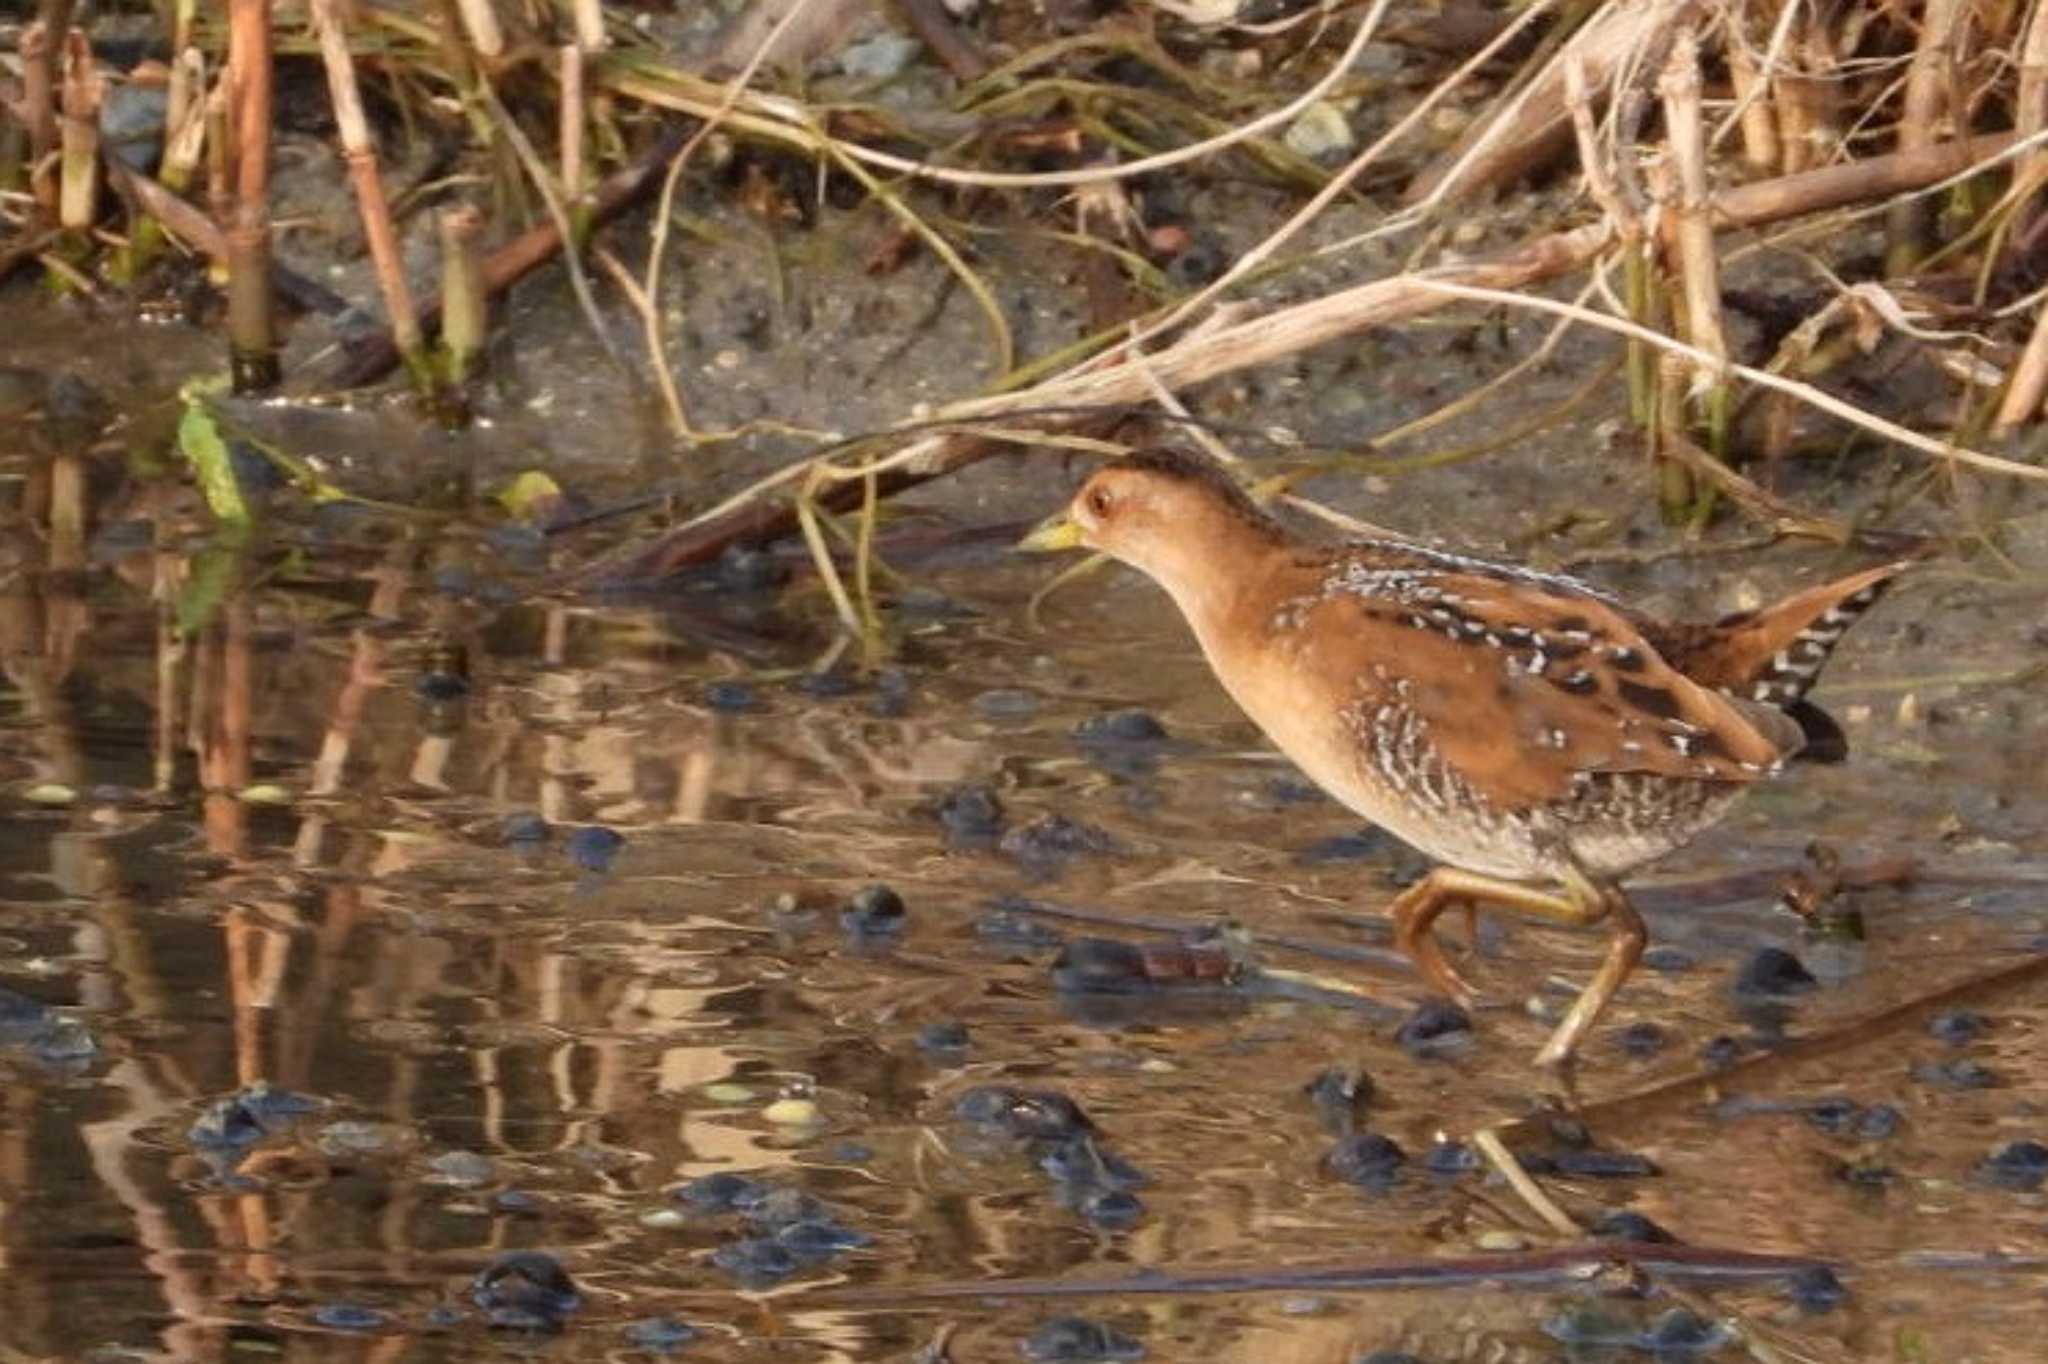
(1139, 515), (1296, 647)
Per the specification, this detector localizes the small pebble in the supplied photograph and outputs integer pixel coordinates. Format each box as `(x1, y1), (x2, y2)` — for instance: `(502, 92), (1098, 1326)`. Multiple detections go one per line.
(1642, 945), (1696, 973)
(1927, 1008), (1988, 1045)
(1617, 1021), (1666, 1058)
(954, 1086), (1093, 1143)
(1304, 1067), (1374, 1133)
(566, 825), (624, 874)
(1041, 1134), (1147, 1190)
(917, 1020), (971, 1055)
(1912, 1057), (2000, 1090)
(711, 1236), (798, 1284)
(1546, 1149), (1659, 1179)
(501, 813), (548, 846)
(1073, 1185), (1145, 1229)
(1020, 1316), (1144, 1362)
(840, 883), (907, 936)
(975, 908), (1063, 950)
(974, 688), (1039, 719)
(797, 667), (859, 698)
(1976, 1139), (2048, 1191)
(1640, 1307), (1728, 1354)
(1393, 999), (1472, 1056)
(623, 1317), (699, 1352)
(704, 680), (757, 713)
(414, 671), (469, 702)
(936, 783), (1006, 847)
(1735, 947), (1818, 997)
(1423, 1140), (1480, 1175)
(1700, 1035), (1746, 1068)
(762, 1098), (821, 1128)
(312, 1303), (388, 1332)
(1474, 1230), (1527, 1251)
(1591, 1210), (1674, 1243)
(1072, 708), (1167, 743)
(1296, 830), (1390, 864)
(1785, 1264), (1848, 1313)
(470, 1250), (580, 1331)
(673, 1171), (766, 1211)
(1325, 1132), (1406, 1189)
(1000, 815), (1118, 870)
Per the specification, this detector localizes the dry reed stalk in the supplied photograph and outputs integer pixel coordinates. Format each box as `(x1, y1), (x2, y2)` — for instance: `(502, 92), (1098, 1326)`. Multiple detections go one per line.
(2012, 0), (2048, 237)
(224, 0), (278, 390)
(1402, 0), (1682, 207)
(453, 0), (505, 59)
(311, 0), (429, 388)
(1773, 23), (1836, 175)
(1657, 25), (1729, 462)
(559, 43), (585, 214)
(438, 203), (487, 384)
(1888, 0), (1967, 272)
(19, 20), (59, 222)
(1724, 33), (1780, 174)
(570, 0), (606, 53)
(56, 27), (100, 235)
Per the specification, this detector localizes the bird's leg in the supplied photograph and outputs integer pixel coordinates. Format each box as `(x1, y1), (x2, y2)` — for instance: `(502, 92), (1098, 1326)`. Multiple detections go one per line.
(1387, 867), (1645, 1067)
(1529, 878), (1645, 1069)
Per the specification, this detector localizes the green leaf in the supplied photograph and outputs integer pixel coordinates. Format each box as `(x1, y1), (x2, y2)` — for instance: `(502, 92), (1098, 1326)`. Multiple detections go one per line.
(176, 392), (251, 529)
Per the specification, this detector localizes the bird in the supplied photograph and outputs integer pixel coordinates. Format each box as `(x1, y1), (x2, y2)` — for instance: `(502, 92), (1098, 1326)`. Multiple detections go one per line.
(1018, 446), (1909, 1067)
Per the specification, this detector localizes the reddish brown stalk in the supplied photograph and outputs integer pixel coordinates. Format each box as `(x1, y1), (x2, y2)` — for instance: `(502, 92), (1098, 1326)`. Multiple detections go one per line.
(19, 17), (61, 222)
(224, 0), (278, 391)
(310, 0), (428, 388)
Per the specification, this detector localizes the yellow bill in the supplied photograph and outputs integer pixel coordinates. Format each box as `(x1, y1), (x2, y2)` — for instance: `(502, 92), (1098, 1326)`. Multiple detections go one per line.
(1016, 511), (1084, 553)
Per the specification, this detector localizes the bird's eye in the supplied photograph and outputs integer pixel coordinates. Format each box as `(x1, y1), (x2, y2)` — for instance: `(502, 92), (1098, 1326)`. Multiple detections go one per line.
(1086, 488), (1113, 517)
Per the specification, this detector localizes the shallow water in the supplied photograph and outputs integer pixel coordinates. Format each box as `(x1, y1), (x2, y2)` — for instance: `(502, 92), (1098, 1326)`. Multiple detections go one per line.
(0, 493), (2043, 1364)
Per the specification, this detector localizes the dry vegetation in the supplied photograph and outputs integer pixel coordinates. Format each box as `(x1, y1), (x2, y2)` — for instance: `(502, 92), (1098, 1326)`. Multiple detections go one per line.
(4, 0), (2048, 601)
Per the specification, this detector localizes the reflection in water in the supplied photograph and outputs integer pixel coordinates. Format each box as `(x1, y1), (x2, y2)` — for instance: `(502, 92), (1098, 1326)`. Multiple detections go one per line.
(0, 503), (2042, 1362)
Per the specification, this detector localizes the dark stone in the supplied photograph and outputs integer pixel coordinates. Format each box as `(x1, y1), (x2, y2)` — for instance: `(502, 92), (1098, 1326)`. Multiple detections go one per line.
(1074, 1185), (1145, 1229)
(1352, 1354), (1426, 1364)
(1699, 1035), (1746, 1068)
(470, 1251), (580, 1331)
(672, 1171), (767, 1212)
(840, 884), (907, 936)
(1785, 1265), (1848, 1313)
(1927, 1009), (1988, 1046)
(1297, 829), (1391, 864)
(711, 1236), (798, 1284)
(1912, 1057), (2000, 1090)
(312, 1304), (388, 1332)
(414, 671), (470, 702)
(1803, 1096), (1863, 1135)
(1641, 945), (1696, 973)
(1050, 938), (1154, 994)
(1855, 1104), (1904, 1140)
(1001, 815), (1118, 870)
(1423, 1140), (1480, 1175)
(1977, 1139), (2048, 1191)
(1591, 1210), (1674, 1243)
(715, 543), (788, 590)
(917, 1020), (971, 1054)
(501, 813), (549, 845)
(1326, 1132), (1407, 1189)
(190, 1082), (318, 1151)
(1735, 947), (1818, 998)
(1020, 1316), (1144, 1362)
(704, 680), (757, 712)
(774, 1217), (870, 1257)
(1548, 1150), (1659, 1179)
(953, 1086), (1093, 1143)
(1393, 999), (1472, 1056)
(623, 1318), (699, 1352)
(1618, 1022), (1666, 1058)
(565, 826), (624, 873)
(936, 783), (1006, 847)
(1304, 1067), (1374, 1132)
(1640, 1307), (1727, 1354)
(1073, 709), (1168, 743)
(797, 667), (859, 697)
(975, 907), (1063, 950)
(1041, 1135), (1147, 1190)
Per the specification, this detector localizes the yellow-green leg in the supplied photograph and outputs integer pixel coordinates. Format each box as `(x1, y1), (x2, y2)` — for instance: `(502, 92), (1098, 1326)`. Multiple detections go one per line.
(1386, 865), (1647, 1068)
